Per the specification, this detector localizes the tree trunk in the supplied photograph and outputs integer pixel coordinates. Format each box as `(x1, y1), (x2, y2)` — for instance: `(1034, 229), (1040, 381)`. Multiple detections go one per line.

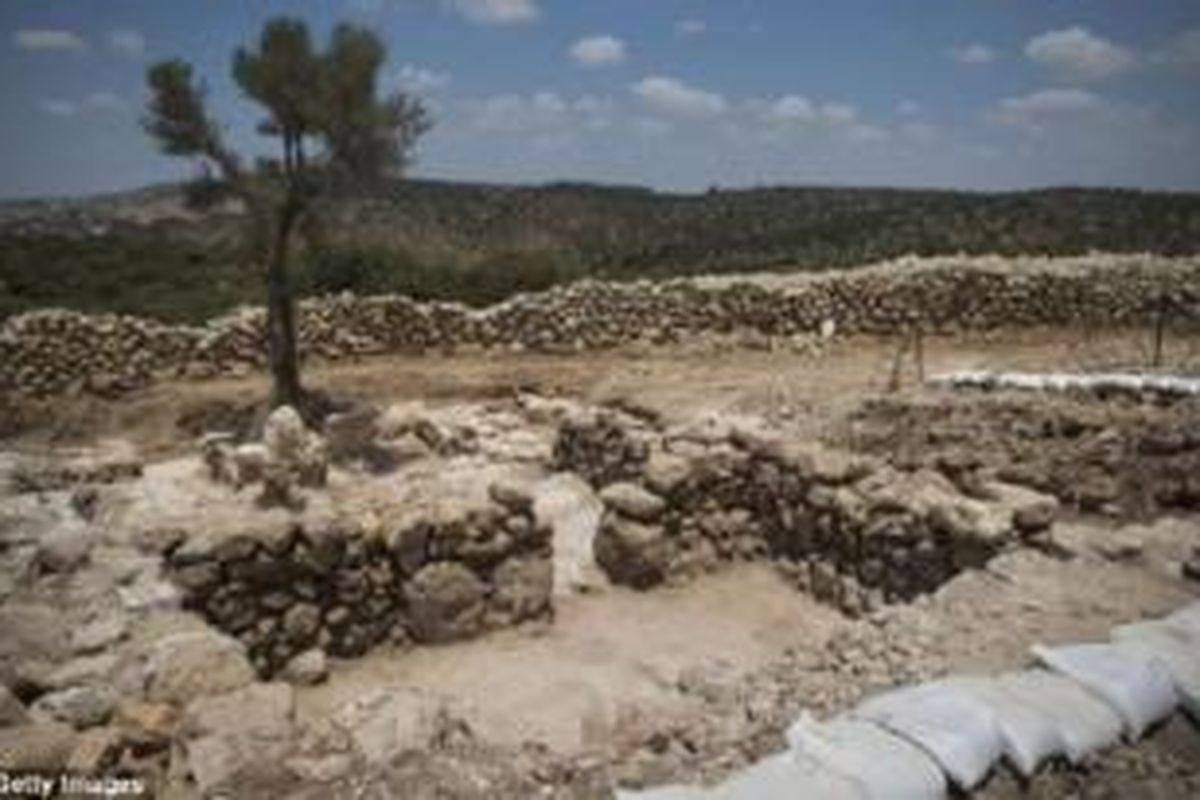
(266, 208), (304, 412)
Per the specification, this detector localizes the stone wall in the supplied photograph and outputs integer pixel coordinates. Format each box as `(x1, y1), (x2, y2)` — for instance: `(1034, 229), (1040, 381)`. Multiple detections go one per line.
(164, 482), (552, 677)
(2, 255), (1198, 398)
(554, 408), (1058, 617)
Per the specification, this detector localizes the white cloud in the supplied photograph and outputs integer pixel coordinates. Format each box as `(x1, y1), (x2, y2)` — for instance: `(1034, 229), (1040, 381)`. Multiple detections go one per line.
(107, 29), (145, 59)
(39, 99), (77, 117)
(82, 91), (127, 112)
(949, 43), (996, 65)
(847, 124), (889, 143)
(1025, 27), (1135, 81)
(821, 102), (858, 125)
(898, 100), (920, 116)
(676, 19), (706, 37)
(569, 35), (626, 67)
(631, 75), (726, 118)
(14, 29), (86, 52)
(448, 0), (538, 25)
(767, 95), (816, 123)
(464, 90), (611, 133)
(396, 64), (452, 92)
(39, 91), (127, 118)
(992, 88), (1104, 131)
(900, 122), (940, 144)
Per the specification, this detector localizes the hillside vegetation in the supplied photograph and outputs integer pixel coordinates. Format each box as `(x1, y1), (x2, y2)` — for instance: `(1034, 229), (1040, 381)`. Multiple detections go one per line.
(2, 180), (1199, 322)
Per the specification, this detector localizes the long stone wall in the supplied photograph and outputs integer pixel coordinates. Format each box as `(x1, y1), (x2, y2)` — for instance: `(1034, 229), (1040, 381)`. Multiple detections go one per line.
(2, 255), (1198, 398)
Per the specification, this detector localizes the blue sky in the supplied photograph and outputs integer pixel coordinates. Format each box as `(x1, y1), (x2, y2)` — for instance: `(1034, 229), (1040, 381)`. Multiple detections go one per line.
(2, 0), (1199, 198)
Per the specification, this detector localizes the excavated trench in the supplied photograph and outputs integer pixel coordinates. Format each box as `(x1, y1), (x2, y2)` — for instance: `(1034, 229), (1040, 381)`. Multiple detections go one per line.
(158, 401), (1066, 680)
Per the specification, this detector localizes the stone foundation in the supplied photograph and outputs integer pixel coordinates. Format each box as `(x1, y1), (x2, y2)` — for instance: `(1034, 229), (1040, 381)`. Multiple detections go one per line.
(556, 409), (1057, 616)
(164, 483), (552, 677)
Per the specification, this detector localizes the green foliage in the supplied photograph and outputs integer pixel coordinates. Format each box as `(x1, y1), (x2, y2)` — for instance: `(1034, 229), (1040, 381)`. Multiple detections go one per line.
(3, 181), (1199, 323)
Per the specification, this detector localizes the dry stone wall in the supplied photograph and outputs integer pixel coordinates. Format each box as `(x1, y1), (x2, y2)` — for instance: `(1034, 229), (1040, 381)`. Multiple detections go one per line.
(2, 255), (1198, 398)
(555, 408), (1058, 616)
(164, 481), (552, 677)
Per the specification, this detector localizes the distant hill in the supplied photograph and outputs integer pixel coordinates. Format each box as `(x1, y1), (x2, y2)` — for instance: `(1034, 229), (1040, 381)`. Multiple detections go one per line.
(3, 179), (1199, 322)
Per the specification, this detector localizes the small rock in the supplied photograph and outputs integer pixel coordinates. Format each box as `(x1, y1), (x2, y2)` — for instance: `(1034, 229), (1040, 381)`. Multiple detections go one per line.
(71, 614), (128, 654)
(404, 562), (487, 643)
(46, 654), (119, 690)
(36, 527), (92, 573)
(594, 517), (669, 589)
(282, 649), (328, 686)
(143, 631), (255, 705)
(599, 482), (667, 522)
(491, 556), (553, 622)
(65, 726), (125, 773)
(31, 684), (118, 729)
(286, 753), (353, 783)
(489, 481), (534, 513)
(283, 604), (322, 645)
(0, 684), (30, 728)
(0, 722), (78, 771)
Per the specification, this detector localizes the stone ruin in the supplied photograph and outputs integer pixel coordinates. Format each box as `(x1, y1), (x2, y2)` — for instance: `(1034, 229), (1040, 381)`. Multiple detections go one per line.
(555, 407), (1059, 618)
(150, 398), (1063, 682)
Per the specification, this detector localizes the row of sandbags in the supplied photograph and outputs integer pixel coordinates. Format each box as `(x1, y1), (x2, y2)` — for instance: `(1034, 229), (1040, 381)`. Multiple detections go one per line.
(621, 601), (1200, 799)
(932, 371), (1200, 398)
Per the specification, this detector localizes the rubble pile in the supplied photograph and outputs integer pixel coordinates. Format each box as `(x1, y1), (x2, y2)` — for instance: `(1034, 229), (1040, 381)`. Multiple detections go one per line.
(556, 409), (1059, 616)
(2, 255), (1198, 397)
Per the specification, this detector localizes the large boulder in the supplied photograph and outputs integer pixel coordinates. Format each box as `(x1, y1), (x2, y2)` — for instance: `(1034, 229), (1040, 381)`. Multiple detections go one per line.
(403, 562), (487, 643)
(142, 631), (255, 705)
(594, 516), (670, 589)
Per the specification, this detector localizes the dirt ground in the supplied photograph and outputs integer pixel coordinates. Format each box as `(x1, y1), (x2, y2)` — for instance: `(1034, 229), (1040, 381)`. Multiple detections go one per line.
(3, 324), (1199, 798)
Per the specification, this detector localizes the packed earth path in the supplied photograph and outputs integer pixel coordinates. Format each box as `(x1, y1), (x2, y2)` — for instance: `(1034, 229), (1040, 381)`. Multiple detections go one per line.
(1, 314), (1198, 798)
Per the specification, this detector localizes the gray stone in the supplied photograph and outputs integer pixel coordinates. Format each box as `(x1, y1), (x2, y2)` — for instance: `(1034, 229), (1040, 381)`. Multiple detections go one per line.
(0, 722), (77, 771)
(282, 649), (328, 686)
(71, 614), (128, 654)
(31, 684), (118, 729)
(0, 684), (29, 728)
(594, 516), (669, 589)
(403, 562), (487, 643)
(644, 450), (692, 495)
(263, 406), (308, 464)
(46, 654), (119, 690)
(36, 526), (91, 573)
(143, 631), (255, 705)
(599, 482), (667, 522)
(489, 480), (534, 512)
(283, 604), (321, 645)
(491, 556), (553, 622)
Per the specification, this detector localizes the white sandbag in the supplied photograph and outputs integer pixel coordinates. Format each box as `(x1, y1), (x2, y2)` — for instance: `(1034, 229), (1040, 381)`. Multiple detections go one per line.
(1032, 643), (1178, 739)
(1112, 620), (1200, 719)
(708, 751), (864, 800)
(945, 676), (1068, 777)
(617, 786), (710, 800)
(786, 713), (946, 800)
(994, 670), (1123, 763)
(1164, 602), (1200, 637)
(850, 681), (1002, 790)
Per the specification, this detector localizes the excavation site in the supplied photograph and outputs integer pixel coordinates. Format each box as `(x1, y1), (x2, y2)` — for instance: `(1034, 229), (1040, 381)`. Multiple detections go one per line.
(3, 3), (1200, 797)
(2, 254), (1199, 799)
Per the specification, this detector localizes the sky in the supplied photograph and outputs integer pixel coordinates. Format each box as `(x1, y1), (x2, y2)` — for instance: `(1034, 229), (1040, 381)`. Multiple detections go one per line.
(2, 0), (1200, 199)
